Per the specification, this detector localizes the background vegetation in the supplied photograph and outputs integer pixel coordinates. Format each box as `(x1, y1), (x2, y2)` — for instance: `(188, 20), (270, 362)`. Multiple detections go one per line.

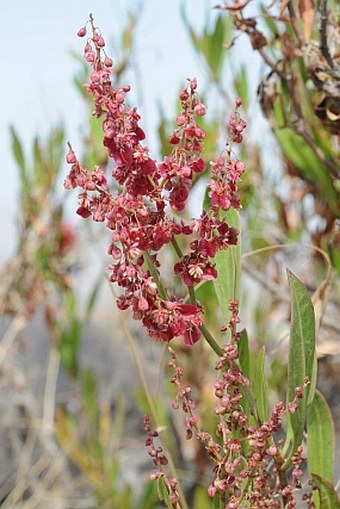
(0, 1), (339, 507)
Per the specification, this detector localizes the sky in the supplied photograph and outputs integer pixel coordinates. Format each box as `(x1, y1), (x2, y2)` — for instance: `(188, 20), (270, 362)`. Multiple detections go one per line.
(0, 0), (224, 259)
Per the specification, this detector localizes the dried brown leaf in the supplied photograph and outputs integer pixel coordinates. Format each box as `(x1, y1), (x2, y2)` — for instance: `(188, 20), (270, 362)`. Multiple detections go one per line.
(326, 108), (340, 121)
(249, 29), (267, 49)
(312, 247), (332, 335)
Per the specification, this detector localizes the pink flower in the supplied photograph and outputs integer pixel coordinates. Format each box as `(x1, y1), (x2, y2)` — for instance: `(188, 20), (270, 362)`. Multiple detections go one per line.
(174, 253), (217, 286)
(184, 325), (201, 345)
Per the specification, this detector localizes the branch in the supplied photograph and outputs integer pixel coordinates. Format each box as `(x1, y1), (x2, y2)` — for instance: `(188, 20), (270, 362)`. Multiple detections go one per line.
(319, 0), (334, 68)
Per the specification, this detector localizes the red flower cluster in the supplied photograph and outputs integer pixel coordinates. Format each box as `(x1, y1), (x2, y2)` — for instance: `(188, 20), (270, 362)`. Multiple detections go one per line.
(168, 304), (312, 508)
(143, 414), (180, 507)
(208, 105), (246, 211)
(64, 16), (247, 345)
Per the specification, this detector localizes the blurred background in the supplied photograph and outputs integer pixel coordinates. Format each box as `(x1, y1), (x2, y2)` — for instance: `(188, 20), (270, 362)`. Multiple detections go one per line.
(0, 0), (339, 507)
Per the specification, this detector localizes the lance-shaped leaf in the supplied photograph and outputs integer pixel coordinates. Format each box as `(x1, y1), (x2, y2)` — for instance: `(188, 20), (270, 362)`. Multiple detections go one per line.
(157, 477), (176, 509)
(238, 329), (250, 379)
(238, 329), (253, 428)
(312, 474), (340, 509)
(10, 126), (30, 198)
(284, 271), (316, 463)
(250, 346), (268, 424)
(307, 390), (335, 483)
(213, 208), (241, 327)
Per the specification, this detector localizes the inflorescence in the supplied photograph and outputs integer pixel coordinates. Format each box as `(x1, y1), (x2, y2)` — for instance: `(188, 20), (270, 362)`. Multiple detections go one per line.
(65, 15), (246, 347)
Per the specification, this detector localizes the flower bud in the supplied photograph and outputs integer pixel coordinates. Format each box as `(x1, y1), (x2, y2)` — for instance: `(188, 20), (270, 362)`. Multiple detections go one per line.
(104, 56), (113, 67)
(66, 149), (76, 164)
(77, 27), (87, 37)
(189, 78), (197, 90)
(179, 89), (189, 101)
(194, 102), (207, 116)
(97, 36), (105, 47)
(207, 485), (216, 497)
(176, 113), (186, 126)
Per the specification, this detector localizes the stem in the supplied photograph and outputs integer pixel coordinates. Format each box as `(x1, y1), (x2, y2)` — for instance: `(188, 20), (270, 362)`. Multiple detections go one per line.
(240, 385), (260, 426)
(199, 323), (223, 356)
(287, 2), (304, 47)
(320, 0), (333, 68)
(143, 250), (169, 301)
(171, 235), (183, 258)
(276, 454), (289, 506)
(188, 285), (197, 305)
(185, 267), (224, 357)
(172, 233), (261, 422)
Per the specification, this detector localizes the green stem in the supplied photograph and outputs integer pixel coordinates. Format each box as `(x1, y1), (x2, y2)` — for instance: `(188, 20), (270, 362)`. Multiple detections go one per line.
(199, 323), (223, 356)
(239, 385), (260, 427)
(143, 250), (169, 301)
(171, 235), (183, 258)
(172, 236), (224, 357)
(188, 285), (197, 305)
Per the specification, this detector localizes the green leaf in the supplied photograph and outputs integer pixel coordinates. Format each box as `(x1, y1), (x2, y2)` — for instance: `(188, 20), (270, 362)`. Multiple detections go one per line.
(10, 126), (30, 198)
(157, 477), (175, 508)
(234, 65), (249, 110)
(312, 474), (340, 508)
(181, 6), (229, 82)
(307, 391), (335, 483)
(238, 330), (255, 435)
(114, 485), (134, 507)
(307, 350), (318, 408)
(284, 271), (316, 462)
(85, 114), (108, 168)
(10, 126), (26, 172)
(260, 5), (279, 35)
(144, 250), (168, 301)
(60, 319), (81, 377)
(33, 136), (44, 186)
(192, 485), (211, 509)
(59, 292), (82, 377)
(157, 109), (173, 158)
(180, 3), (204, 54)
(250, 347), (268, 423)
(276, 128), (339, 214)
(205, 15), (227, 81)
(238, 329), (250, 379)
(213, 208), (241, 329)
(81, 369), (98, 431)
(273, 96), (285, 127)
(213, 493), (223, 508)
(195, 280), (218, 326)
(139, 480), (158, 509)
(85, 273), (103, 321)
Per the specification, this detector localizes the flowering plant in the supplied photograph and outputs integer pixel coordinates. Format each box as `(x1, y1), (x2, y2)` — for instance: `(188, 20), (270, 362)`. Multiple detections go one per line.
(65, 14), (339, 509)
